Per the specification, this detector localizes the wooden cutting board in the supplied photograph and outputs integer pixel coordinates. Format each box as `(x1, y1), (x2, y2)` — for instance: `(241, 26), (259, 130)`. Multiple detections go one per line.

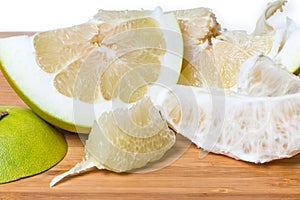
(0, 32), (300, 200)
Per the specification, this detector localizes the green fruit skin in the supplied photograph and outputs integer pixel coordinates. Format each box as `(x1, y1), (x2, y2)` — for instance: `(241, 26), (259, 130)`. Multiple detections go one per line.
(0, 106), (67, 184)
(0, 61), (91, 133)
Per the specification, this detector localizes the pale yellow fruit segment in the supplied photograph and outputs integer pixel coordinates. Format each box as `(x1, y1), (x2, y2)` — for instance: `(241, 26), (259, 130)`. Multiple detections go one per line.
(178, 0), (289, 89)
(50, 97), (175, 186)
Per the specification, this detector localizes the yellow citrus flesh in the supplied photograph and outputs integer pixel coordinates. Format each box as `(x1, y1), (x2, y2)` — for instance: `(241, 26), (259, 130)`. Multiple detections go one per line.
(174, 8), (222, 88)
(34, 23), (99, 73)
(220, 31), (273, 56)
(49, 97), (175, 187)
(86, 99), (175, 172)
(175, 2), (286, 90)
(86, 97), (175, 172)
(172, 8), (221, 45)
(178, 59), (202, 87)
(212, 40), (250, 88)
(34, 17), (166, 103)
(177, 32), (275, 88)
(178, 49), (219, 87)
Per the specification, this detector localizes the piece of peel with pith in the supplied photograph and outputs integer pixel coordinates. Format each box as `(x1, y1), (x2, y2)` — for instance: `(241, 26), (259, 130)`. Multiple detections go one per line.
(157, 85), (300, 164)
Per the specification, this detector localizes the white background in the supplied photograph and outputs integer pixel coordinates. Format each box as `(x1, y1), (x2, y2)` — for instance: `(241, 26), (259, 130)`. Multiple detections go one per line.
(0, 0), (299, 32)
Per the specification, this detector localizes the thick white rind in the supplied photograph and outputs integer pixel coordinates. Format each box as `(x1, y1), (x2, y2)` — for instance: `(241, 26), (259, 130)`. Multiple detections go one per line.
(157, 85), (300, 163)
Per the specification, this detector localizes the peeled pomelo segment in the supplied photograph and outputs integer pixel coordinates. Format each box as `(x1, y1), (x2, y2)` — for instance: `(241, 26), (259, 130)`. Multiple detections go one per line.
(86, 97), (175, 171)
(174, 8), (222, 88)
(86, 115), (174, 172)
(157, 84), (300, 163)
(179, 0), (298, 90)
(175, 1), (273, 89)
(238, 54), (300, 97)
(50, 97), (175, 187)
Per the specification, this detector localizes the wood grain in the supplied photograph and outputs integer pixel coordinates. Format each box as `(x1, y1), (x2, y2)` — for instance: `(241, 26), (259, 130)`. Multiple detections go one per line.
(0, 32), (300, 200)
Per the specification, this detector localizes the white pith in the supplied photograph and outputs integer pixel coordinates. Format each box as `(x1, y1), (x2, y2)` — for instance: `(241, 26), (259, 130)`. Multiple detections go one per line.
(157, 85), (300, 163)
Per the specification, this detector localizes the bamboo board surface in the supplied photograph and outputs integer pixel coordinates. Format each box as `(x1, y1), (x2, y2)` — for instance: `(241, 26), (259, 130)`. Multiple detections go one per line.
(0, 32), (300, 200)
